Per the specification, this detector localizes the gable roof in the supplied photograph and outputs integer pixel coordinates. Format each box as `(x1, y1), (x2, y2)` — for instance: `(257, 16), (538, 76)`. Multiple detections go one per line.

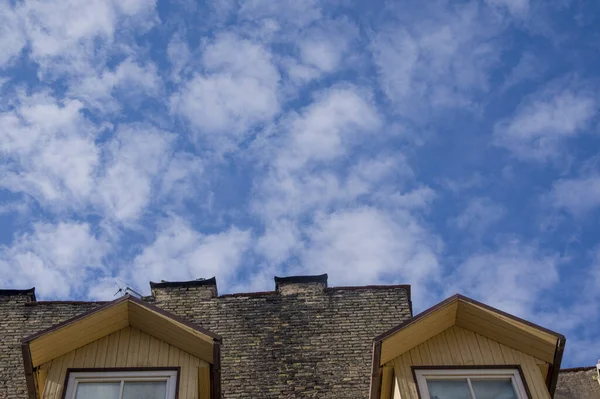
(22, 294), (221, 366)
(371, 294), (566, 397)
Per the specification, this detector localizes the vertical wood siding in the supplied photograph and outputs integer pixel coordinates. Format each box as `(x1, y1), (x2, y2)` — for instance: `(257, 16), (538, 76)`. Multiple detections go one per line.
(40, 326), (209, 399)
(392, 325), (551, 399)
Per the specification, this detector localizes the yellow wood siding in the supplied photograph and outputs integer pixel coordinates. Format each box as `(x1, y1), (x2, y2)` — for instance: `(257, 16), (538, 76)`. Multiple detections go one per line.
(455, 302), (556, 363)
(381, 301), (457, 365)
(40, 326), (209, 399)
(392, 325), (551, 399)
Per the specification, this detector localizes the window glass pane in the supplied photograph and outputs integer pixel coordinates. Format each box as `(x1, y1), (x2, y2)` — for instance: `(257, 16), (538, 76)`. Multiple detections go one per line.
(471, 379), (518, 399)
(75, 382), (120, 399)
(427, 379), (472, 399)
(123, 381), (167, 399)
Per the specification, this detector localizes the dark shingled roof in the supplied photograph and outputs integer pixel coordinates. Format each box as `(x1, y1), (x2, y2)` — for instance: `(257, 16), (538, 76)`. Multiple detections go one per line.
(555, 367), (600, 399)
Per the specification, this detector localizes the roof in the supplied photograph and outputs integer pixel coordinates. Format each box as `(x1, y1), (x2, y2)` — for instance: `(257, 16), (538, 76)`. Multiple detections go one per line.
(371, 294), (566, 398)
(22, 294), (221, 366)
(556, 367), (600, 398)
(2, 277), (412, 399)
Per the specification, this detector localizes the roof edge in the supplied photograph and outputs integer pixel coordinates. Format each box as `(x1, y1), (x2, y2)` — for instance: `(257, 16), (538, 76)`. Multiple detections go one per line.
(127, 295), (222, 342)
(454, 294), (565, 339)
(373, 294), (459, 343)
(374, 293), (565, 345)
(559, 366), (597, 372)
(548, 336), (566, 397)
(150, 277), (216, 289)
(21, 294), (130, 344)
(22, 294), (222, 345)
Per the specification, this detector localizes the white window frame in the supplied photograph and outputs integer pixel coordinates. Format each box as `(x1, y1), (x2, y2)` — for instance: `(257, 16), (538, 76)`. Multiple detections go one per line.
(63, 369), (178, 399)
(414, 367), (529, 399)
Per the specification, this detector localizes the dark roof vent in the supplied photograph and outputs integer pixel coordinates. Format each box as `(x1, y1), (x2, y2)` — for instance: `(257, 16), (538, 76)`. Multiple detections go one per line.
(275, 274), (328, 295)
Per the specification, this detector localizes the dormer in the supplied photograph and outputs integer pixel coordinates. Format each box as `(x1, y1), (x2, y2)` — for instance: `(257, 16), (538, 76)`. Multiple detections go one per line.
(21, 294), (221, 399)
(370, 294), (566, 399)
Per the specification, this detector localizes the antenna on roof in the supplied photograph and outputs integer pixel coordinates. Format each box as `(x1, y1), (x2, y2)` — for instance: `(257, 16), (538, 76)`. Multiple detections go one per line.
(113, 279), (143, 299)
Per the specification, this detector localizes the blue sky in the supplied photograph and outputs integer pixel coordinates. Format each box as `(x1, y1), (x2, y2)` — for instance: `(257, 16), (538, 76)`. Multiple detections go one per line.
(1, 0), (599, 367)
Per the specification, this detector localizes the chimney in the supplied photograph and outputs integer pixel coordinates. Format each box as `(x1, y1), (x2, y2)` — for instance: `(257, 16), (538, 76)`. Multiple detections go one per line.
(150, 277), (218, 301)
(0, 288), (36, 303)
(275, 274), (328, 295)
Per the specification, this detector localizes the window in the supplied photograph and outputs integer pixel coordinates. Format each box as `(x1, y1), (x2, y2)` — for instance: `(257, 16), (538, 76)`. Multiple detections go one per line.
(63, 369), (178, 399)
(414, 368), (529, 399)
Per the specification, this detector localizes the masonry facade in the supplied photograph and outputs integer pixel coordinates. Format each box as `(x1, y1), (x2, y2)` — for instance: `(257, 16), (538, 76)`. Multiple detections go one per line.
(0, 275), (412, 399)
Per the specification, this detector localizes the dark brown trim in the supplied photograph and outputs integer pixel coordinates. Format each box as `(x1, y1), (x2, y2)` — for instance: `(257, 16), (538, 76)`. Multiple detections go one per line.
(411, 365), (532, 399)
(22, 294), (222, 344)
(0, 287), (36, 300)
(373, 294), (458, 343)
(547, 336), (566, 397)
(211, 341), (222, 399)
(21, 343), (37, 399)
(61, 367), (181, 399)
(22, 295), (130, 343)
(453, 294), (565, 339)
(369, 341), (382, 399)
(274, 274), (328, 288)
(374, 294), (565, 344)
(150, 277), (217, 289)
(127, 295), (222, 341)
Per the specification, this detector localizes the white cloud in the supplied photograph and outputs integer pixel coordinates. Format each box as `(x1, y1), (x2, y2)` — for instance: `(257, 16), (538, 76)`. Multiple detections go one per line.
(371, 1), (501, 119)
(0, 1), (25, 68)
(0, 91), (99, 207)
(0, 222), (109, 298)
(450, 197), (505, 233)
(167, 33), (192, 82)
(256, 219), (302, 264)
(302, 207), (441, 300)
(494, 83), (597, 161)
(446, 241), (559, 318)
(126, 216), (252, 293)
(96, 124), (175, 223)
(238, 0), (321, 28)
(501, 52), (543, 91)
(250, 85), (438, 285)
(273, 86), (381, 172)
(485, 0), (529, 17)
(549, 174), (600, 216)
(158, 152), (204, 203)
(70, 58), (162, 112)
(0, 90), (198, 224)
(252, 86), (383, 218)
(292, 18), (358, 79)
(14, 0), (156, 79)
(17, 0), (155, 58)
(170, 33), (280, 153)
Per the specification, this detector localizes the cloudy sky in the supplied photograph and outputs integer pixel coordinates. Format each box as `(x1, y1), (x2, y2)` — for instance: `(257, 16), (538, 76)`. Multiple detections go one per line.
(1, 0), (599, 366)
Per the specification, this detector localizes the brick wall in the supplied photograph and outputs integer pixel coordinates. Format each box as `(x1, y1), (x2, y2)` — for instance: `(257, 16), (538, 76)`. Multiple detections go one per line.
(0, 276), (412, 399)
(0, 290), (101, 399)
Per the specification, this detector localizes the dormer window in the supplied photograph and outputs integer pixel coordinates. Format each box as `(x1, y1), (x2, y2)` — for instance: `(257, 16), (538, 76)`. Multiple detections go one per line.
(414, 367), (529, 399)
(64, 369), (178, 399)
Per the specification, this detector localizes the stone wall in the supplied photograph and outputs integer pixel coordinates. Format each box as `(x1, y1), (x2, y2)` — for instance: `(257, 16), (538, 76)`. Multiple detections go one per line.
(0, 276), (412, 399)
